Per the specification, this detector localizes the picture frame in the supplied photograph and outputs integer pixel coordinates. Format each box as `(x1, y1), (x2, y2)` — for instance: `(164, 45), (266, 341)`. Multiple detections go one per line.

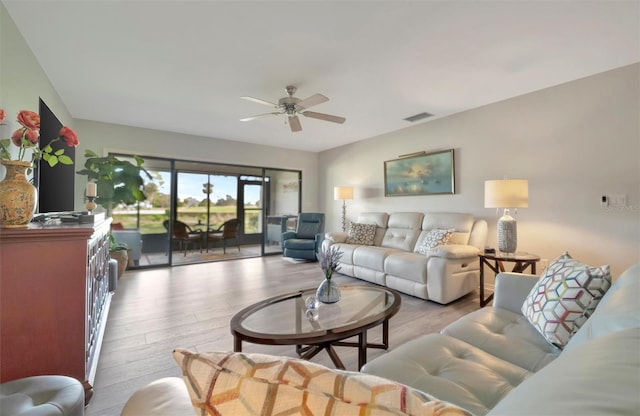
(384, 149), (455, 196)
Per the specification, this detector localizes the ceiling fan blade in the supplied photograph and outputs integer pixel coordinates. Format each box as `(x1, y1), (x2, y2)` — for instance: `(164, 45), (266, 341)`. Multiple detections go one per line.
(296, 94), (329, 109)
(240, 96), (279, 108)
(289, 116), (302, 132)
(302, 111), (346, 124)
(240, 112), (280, 122)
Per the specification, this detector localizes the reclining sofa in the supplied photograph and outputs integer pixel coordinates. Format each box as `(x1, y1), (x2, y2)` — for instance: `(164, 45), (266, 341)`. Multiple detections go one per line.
(323, 212), (487, 304)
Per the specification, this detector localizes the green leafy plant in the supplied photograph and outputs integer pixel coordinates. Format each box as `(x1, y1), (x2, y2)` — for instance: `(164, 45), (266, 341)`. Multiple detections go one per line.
(108, 234), (129, 252)
(76, 150), (152, 212)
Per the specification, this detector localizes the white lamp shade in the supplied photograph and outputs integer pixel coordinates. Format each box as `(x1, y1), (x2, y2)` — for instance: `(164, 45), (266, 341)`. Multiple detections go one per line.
(334, 186), (354, 201)
(484, 179), (528, 208)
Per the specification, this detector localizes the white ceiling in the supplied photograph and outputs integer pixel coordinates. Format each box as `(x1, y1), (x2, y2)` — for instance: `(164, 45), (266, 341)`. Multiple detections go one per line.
(4, 1), (639, 152)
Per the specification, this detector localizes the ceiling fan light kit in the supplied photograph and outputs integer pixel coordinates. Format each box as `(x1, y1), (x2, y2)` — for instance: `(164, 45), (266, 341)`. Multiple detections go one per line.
(240, 85), (346, 132)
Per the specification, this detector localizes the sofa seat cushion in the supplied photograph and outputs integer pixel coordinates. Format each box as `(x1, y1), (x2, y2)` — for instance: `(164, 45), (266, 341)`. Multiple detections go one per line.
(384, 252), (427, 283)
(331, 243), (358, 265)
(487, 328), (640, 416)
(282, 238), (316, 250)
(173, 349), (472, 416)
(362, 333), (532, 416)
(442, 308), (561, 372)
(353, 245), (396, 272)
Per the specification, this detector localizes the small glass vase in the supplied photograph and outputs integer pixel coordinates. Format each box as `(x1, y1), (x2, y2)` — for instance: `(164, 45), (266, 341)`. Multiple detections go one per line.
(316, 274), (341, 304)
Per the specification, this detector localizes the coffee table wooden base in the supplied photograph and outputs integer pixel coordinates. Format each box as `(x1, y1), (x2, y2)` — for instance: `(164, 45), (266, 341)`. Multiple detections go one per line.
(231, 286), (401, 370)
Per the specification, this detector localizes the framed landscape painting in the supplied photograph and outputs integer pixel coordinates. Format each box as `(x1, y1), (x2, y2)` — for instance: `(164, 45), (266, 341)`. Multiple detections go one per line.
(384, 149), (455, 196)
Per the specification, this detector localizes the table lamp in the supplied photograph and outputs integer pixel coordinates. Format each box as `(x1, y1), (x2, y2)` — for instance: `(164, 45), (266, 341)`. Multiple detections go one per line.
(334, 186), (354, 232)
(484, 179), (528, 254)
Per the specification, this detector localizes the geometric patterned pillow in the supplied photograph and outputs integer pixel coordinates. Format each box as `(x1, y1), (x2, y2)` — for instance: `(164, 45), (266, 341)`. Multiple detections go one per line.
(521, 252), (611, 348)
(346, 222), (377, 245)
(418, 228), (455, 256)
(173, 349), (472, 416)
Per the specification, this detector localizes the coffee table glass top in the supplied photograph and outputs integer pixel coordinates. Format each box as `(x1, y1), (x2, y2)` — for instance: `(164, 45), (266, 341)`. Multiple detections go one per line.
(234, 285), (399, 337)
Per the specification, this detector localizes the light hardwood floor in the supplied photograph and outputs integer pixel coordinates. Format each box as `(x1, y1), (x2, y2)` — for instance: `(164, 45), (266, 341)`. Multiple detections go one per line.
(86, 256), (480, 416)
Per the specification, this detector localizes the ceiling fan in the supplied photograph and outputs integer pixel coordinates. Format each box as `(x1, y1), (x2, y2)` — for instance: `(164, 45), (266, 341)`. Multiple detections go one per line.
(240, 86), (346, 132)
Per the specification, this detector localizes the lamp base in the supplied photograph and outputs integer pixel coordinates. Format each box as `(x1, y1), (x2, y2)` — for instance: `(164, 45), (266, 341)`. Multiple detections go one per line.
(497, 209), (517, 254)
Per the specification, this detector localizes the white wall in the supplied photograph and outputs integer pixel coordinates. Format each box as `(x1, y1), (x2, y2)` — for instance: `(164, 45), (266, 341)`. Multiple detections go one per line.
(319, 64), (640, 277)
(0, 3), (73, 162)
(72, 119), (318, 212)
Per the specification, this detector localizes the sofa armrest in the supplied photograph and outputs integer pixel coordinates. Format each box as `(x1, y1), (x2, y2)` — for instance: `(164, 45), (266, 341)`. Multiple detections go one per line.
(281, 231), (296, 242)
(324, 231), (348, 244)
(428, 244), (479, 259)
(493, 272), (539, 314)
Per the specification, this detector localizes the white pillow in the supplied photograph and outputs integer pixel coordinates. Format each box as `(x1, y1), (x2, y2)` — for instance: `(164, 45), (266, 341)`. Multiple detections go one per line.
(521, 252), (611, 348)
(418, 228), (454, 256)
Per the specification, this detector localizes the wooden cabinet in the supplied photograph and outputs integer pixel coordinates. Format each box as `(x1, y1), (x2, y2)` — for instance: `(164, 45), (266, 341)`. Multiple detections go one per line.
(0, 218), (112, 402)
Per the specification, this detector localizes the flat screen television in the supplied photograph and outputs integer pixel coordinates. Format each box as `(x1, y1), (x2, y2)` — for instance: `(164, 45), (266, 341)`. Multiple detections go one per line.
(36, 98), (75, 213)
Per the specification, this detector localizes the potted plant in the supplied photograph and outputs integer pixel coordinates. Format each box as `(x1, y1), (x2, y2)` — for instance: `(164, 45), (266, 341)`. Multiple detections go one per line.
(77, 150), (151, 275)
(109, 235), (130, 278)
(76, 149), (152, 215)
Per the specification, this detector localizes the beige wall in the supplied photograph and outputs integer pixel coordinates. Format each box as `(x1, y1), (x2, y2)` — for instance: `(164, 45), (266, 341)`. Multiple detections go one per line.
(319, 64), (640, 277)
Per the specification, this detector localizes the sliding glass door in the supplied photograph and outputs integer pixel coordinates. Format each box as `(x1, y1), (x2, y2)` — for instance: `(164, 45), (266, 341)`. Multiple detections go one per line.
(263, 169), (300, 255)
(110, 153), (301, 268)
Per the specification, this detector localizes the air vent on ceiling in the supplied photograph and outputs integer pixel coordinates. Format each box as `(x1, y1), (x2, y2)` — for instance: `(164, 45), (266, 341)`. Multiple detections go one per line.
(403, 112), (434, 122)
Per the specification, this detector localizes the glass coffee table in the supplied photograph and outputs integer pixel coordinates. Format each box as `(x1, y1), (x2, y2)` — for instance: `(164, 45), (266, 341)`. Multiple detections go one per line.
(230, 285), (401, 370)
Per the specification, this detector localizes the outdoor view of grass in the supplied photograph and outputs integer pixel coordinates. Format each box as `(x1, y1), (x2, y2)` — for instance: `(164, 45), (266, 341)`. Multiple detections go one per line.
(112, 168), (260, 235)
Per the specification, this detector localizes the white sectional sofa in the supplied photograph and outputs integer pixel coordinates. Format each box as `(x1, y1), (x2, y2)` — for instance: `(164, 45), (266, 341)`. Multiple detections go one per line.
(361, 262), (640, 416)
(323, 212), (488, 304)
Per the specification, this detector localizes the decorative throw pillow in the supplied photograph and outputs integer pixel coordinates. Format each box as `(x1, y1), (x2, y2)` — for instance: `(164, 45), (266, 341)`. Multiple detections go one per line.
(345, 222), (377, 245)
(521, 252), (611, 348)
(418, 228), (455, 255)
(173, 349), (472, 416)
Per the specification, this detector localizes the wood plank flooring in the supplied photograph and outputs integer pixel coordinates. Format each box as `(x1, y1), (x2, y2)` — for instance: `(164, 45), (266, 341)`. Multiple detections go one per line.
(85, 256), (480, 416)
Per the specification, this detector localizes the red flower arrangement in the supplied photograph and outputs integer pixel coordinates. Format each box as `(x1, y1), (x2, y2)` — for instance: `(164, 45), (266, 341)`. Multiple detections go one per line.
(0, 108), (79, 167)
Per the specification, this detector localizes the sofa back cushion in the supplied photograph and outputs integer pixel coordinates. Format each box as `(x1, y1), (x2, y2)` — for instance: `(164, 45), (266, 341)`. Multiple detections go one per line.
(356, 212), (389, 246)
(564, 262), (640, 352)
(415, 213), (475, 253)
(381, 212), (423, 251)
(487, 328), (640, 416)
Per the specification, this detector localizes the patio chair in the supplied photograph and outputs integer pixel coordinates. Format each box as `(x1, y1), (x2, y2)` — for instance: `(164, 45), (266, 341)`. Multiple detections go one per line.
(207, 219), (240, 254)
(163, 220), (204, 256)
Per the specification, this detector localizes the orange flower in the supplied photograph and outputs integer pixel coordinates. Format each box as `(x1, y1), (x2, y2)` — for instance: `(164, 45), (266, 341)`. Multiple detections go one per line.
(59, 126), (79, 147)
(16, 110), (40, 130)
(11, 128), (39, 146)
(1, 108), (79, 167)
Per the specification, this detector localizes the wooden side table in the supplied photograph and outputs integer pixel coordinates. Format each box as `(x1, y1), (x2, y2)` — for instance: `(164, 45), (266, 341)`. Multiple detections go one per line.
(478, 252), (540, 307)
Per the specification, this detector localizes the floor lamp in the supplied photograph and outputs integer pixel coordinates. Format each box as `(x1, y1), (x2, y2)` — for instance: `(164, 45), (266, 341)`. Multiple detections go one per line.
(334, 186), (354, 232)
(484, 179), (528, 254)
